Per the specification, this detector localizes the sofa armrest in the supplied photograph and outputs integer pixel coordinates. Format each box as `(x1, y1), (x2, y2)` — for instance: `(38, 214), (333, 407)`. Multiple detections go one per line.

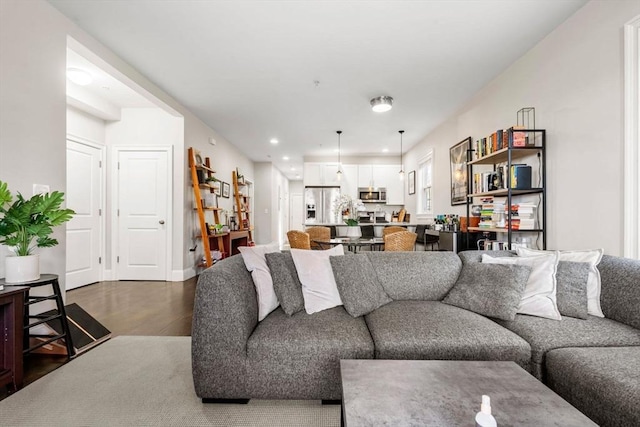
(192, 254), (258, 399)
(599, 255), (640, 330)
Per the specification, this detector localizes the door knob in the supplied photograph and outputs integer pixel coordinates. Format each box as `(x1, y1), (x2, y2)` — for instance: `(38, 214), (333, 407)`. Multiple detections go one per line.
(159, 220), (165, 225)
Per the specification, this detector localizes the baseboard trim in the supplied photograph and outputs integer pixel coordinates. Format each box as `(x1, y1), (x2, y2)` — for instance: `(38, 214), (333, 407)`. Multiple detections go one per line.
(171, 268), (197, 282)
(321, 399), (342, 405)
(103, 269), (115, 281)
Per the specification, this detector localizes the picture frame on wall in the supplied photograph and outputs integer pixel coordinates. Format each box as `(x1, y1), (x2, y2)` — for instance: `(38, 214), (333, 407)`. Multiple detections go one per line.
(450, 136), (472, 205)
(408, 170), (416, 195)
(222, 182), (230, 198)
(213, 182), (221, 197)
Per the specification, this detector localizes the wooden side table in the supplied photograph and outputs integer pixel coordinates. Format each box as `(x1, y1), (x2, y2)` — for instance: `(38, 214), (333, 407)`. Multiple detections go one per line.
(0, 286), (29, 391)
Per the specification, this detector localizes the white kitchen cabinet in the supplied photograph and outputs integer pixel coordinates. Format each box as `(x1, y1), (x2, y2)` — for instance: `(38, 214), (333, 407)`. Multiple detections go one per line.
(340, 164), (358, 200)
(357, 165), (374, 188)
(303, 163), (323, 186)
(303, 162), (343, 186)
(322, 164), (341, 186)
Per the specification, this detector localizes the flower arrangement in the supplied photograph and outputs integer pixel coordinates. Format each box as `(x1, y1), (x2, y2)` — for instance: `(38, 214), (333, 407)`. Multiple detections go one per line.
(334, 195), (364, 225)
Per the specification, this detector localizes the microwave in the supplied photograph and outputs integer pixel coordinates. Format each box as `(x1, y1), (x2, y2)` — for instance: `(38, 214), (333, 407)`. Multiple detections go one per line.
(358, 187), (387, 203)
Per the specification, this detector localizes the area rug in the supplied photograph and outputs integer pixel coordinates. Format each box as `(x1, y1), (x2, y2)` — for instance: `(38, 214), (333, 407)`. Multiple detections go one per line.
(0, 336), (340, 426)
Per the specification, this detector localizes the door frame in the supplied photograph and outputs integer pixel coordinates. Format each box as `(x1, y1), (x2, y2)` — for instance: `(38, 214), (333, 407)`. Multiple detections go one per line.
(111, 146), (173, 281)
(66, 134), (106, 285)
(624, 15), (640, 259)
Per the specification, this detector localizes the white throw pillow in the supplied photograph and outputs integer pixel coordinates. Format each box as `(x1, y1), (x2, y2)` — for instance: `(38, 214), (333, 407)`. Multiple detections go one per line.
(238, 242), (281, 321)
(516, 247), (604, 317)
(482, 253), (561, 320)
(290, 245), (345, 314)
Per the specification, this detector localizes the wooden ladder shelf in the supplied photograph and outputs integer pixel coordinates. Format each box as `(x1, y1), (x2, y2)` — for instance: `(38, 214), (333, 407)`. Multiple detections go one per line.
(232, 170), (253, 243)
(188, 147), (226, 268)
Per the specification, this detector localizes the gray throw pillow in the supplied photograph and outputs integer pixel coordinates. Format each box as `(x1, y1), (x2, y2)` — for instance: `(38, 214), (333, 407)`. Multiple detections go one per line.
(265, 252), (305, 316)
(556, 261), (590, 319)
(443, 263), (532, 321)
(329, 254), (392, 317)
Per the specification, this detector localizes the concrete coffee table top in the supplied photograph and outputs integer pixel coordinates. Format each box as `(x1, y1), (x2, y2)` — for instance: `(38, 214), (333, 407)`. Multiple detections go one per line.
(340, 360), (597, 427)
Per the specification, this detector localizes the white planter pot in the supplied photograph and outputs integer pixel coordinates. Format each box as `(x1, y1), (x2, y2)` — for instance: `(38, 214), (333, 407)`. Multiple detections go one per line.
(5, 254), (40, 283)
(345, 226), (362, 239)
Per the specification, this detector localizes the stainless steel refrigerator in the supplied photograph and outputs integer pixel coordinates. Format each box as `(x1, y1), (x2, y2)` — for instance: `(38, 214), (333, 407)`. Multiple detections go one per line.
(304, 187), (341, 224)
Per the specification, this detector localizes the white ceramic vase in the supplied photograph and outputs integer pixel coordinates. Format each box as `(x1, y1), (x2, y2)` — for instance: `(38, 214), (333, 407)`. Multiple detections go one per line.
(345, 226), (362, 239)
(5, 254), (40, 283)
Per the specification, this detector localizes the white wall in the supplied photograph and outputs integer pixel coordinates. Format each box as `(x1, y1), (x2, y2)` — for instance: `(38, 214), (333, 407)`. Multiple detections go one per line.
(404, 0), (640, 256)
(0, 0), (70, 284)
(0, 0), (256, 287)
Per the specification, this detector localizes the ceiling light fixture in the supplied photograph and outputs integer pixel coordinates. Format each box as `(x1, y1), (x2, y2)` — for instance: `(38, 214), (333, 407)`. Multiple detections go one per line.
(336, 130), (342, 181)
(66, 68), (93, 86)
(283, 156), (289, 161)
(370, 96), (393, 113)
(270, 138), (279, 144)
(398, 130), (405, 181)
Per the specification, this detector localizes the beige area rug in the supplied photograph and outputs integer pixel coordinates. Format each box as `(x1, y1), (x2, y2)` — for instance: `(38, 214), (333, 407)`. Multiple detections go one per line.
(0, 336), (340, 426)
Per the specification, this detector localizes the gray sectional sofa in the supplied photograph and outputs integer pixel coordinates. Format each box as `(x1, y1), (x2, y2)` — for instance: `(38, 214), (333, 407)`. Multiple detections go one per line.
(191, 250), (640, 426)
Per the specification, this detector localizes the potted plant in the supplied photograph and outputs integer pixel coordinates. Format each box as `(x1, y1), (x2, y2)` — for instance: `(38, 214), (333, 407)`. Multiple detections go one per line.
(0, 180), (75, 283)
(334, 195), (363, 239)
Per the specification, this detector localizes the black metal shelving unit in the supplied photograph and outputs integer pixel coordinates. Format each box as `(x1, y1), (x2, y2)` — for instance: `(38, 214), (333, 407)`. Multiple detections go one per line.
(466, 128), (546, 250)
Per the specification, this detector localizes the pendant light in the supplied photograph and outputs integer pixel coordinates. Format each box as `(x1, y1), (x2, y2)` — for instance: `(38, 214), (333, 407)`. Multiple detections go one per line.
(398, 130), (405, 180)
(336, 130), (342, 181)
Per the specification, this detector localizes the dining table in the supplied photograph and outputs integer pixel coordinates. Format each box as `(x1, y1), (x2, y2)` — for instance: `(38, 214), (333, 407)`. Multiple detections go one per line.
(312, 237), (385, 252)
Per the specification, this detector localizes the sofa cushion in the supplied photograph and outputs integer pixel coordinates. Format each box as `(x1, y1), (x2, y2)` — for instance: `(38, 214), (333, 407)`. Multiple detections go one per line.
(517, 247), (605, 317)
(291, 246), (345, 314)
(365, 301), (531, 369)
(555, 261), (589, 319)
(458, 250), (515, 264)
(494, 314), (640, 379)
(265, 252), (305, 316)
(330, 254), (392, 317)
(246, 307), (374, 399)
(482, 253), (562, 321)
(598, 255), (640, 330)
(366, 252), (462, 300)
(546, 347), (640, 427)
(238, 243), (281, 321)
(443, 263), (531, 321)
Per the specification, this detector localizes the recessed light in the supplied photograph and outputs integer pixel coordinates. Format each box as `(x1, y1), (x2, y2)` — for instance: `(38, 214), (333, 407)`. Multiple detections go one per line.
(282, 156), (289, 161)
(382, 148), (389, 153)
(290, 167), (296, 171)
(270, 138), (279, 144)
(67, 68), (93, 86)
(295, 174), (301, 179)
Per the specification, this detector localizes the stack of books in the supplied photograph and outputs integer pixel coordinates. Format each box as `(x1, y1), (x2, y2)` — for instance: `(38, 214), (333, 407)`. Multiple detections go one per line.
(479, 198), (496, 229)
(509, 203), (537, 229)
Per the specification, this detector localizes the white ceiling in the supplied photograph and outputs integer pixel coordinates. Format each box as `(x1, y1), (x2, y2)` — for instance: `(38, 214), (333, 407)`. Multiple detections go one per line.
(51, 0), (588, 180)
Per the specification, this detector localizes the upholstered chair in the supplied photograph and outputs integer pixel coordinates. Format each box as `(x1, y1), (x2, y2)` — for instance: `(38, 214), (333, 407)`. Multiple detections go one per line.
(383, 231), (417, 251)
(382, 225), (407, 237)
(287, 230), (311, 250)
(305, 226), (331, 250)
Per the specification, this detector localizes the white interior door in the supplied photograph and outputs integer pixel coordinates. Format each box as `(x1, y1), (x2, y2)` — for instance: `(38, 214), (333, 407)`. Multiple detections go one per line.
(66, 139), (103, 290)
(290, 193), (304, 230)
(116, 148), (170, 281)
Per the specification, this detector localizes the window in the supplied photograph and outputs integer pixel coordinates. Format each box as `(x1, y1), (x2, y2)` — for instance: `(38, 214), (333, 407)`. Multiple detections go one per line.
(417, 149), (434, 218)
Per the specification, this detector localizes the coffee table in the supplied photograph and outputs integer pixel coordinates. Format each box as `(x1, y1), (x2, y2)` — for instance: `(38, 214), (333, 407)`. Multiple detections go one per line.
(340, 360), (597, 426)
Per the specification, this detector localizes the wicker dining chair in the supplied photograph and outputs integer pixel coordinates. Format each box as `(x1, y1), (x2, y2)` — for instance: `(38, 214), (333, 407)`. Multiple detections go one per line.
(384, 231), (418, 251)
(305, 226), (331, 250)
(287, 230), (311, 250)
(382, 225), (407, 237)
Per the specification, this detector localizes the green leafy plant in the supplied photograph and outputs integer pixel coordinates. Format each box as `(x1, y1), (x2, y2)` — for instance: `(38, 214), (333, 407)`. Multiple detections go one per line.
(344, 218), (359, 226)
(0, 181), (75, 256)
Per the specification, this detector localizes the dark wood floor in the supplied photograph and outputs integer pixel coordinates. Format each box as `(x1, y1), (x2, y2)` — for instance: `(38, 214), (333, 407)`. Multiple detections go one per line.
(1, 277), (198, 401)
